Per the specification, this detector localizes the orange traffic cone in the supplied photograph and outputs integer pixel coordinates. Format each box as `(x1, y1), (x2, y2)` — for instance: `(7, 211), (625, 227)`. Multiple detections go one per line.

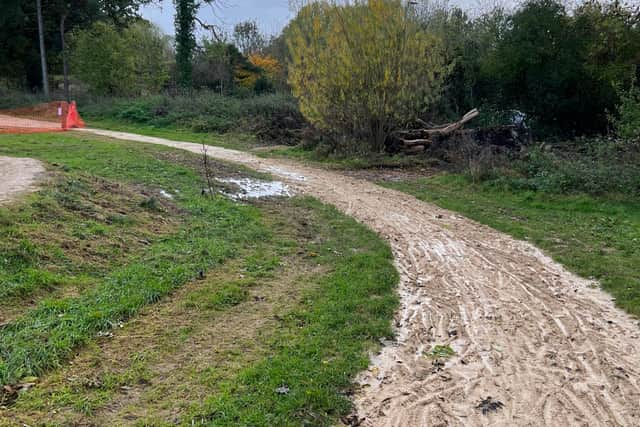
(63, 101), (85, 129)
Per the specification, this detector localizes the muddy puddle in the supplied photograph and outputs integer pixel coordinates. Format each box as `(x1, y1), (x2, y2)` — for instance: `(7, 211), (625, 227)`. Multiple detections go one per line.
(218, 177), (293, 200)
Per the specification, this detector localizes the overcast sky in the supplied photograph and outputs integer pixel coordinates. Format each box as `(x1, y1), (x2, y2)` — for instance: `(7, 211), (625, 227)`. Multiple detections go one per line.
(140, 0), (513, 38)
(140, 0), (295, 38)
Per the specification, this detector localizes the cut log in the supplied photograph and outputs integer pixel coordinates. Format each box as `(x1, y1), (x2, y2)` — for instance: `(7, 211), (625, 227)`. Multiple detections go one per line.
(423, 108), (479, 135)
(404, 144), (425, 154)
(399, 138), (430, 147)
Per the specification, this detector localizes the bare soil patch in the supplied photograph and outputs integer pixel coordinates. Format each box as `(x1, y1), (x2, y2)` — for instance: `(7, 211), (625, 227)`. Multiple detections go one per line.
(75, 128), (640, 426)
(0, 156), (45, 205)
(0, 115), (62, 134)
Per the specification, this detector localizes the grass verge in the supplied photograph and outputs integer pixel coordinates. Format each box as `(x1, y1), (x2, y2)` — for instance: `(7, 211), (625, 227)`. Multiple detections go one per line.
(0, 133), (268, 389)
(86, 118), (259, 152)
(0, 132), (398, 425)
(191, 198), (398, 426)
(383, 174), (640, 317)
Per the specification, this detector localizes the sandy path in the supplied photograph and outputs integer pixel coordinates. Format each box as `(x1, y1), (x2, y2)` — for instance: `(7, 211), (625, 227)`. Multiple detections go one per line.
(77, 128), (640, 426)
(0, 114), (61, 132)
(0, 156), (45, 205)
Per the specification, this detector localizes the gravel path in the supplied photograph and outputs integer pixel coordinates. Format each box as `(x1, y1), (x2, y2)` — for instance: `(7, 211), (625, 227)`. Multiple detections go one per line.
(77, 128), (640, 426)
(0, 156), (45, 205)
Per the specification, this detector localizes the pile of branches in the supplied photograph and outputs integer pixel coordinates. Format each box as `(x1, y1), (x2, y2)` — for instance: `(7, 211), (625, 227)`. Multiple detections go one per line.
(386, 109), (480, 154)
(254, 110), (309, 146)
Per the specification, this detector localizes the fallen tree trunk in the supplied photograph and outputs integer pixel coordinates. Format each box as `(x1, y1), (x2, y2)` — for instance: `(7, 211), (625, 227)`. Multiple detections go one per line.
(386, 109), (531, 155)
(387, 109), (480, 154)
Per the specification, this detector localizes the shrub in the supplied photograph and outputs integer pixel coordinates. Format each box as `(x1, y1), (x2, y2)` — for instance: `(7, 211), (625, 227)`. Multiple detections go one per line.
(117, 103), (154, 123)
(503, 138), (640, 196)
(79, 91), (305, 144)
(0, 91), (48, 110)
(437, 132), (640, 197)
(613, 84), (640, 139)
(287, 0), (448, 151)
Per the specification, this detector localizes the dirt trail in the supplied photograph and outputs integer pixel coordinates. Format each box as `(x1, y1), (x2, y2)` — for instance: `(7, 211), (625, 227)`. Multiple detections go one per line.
(78, 128), (640, 426)
(0, 114), (62, 133)
(0, 156), (45, 205)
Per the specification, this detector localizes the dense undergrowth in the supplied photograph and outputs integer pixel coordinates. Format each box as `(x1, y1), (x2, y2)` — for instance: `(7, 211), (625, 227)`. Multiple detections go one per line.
(0, 132), (397, 425)
(507, 139), (640, 197)
(80, 92), (306, 145)
(444, 136), (640, 198)
(80, 92), (299, 132)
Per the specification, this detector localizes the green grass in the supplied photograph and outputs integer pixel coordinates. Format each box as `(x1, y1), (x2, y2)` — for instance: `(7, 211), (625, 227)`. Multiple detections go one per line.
(384, 174), (640, 317)
(259, 145), (436, 170)
(0, 133), (267, 387)
(87, 118), (259, 152)
(183, 280), (251, 310)
(0, 132), (398, 425)
(0, 171), (180, 304)
(426, 345), (456, 359)
(189, 197), (399, 426)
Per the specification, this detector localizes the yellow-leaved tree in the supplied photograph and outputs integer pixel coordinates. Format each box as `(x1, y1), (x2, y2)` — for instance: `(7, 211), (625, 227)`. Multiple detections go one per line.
(248, 54), (282, 81)
(287, 0), (448, 151)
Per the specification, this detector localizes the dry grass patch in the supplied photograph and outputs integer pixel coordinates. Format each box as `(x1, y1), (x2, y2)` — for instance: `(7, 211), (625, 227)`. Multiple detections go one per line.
(0, 170), (183, 325)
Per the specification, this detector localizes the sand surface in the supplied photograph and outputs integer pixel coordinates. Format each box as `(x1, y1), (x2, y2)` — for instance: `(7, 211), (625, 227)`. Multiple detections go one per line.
(0, 156), (45, 205)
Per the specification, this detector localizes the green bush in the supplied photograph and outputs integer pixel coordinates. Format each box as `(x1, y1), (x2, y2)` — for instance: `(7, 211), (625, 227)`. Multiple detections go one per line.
(78, 91), (305, 142)
(613, 84), (640, 139)
(70, 21), (171, 96)
(493, 138), (640, 197)
(117, 103), (154, 123)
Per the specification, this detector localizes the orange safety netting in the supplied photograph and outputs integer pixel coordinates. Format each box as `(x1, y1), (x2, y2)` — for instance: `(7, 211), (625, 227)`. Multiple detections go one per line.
(0, 101), (85, 134)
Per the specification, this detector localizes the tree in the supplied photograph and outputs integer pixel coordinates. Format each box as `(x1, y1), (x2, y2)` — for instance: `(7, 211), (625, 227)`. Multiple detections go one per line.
(51, 0), (89, 101)
(173, 0), (223, 89)
(489, 0), (590, 133)
(124, 22), (172, 93)
(70, 21), (170, 95)
(233, 20), (265, 55)
(174, 0), (197, 88)
(0, 0), (150, 92)
(249, 53), (283, 82)
(36, 0), (50, 97)
(613, 82), (640, 138)
(192, 39), (270, 94)
(51, 0), (112, 100)
(193, 39), (234, 92)
(287, 0), (448, 151)
(574, 0), (640, 131)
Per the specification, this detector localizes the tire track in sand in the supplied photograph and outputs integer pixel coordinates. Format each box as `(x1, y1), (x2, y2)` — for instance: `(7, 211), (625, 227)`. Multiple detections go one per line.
(78, 128), (640, 426)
